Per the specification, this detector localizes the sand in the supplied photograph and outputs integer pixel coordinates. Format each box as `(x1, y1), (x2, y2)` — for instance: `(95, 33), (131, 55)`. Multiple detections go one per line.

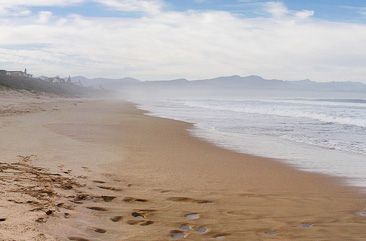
(0, 94), (365, 241)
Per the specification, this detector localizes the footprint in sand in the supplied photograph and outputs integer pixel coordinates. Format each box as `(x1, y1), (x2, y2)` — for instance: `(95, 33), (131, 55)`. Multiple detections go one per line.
(101, 196), (116, 202)
(194, 226), (209, 234)
(97, 186), (122, 192)
(184, 212), (200, 220)
(127, 220), (144, 225)
(140, 220), (154, 226)
(177, 223), (208, 235)
(160, 189), (171, 193)
(127, 210), (155, 226)
(110, 216), (123, 222)
(152, 188), (171, 193)
(93, 180), (106, 184)
(123, 197), (148, 203)
(211, 233), (230, 240)
(93, 227), (107, 233)
(68, 237), (90, 241)
(127, 220), (154, 226)
(87, 206), (108, 211)
(27, 200), (41, 205)
(131, 209), (156, 219)
(170, 230), (187, 240)
(168, 197), (213, 204)
(131, 211), (145, 220)
(300, 223), (313, 229)
(179, 224), (192, 231)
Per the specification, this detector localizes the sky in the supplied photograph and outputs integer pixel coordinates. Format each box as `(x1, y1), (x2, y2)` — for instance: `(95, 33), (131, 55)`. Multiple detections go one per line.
(1, 0), (366, 82)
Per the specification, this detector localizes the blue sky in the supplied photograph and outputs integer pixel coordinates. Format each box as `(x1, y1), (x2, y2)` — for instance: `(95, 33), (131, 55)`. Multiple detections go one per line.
(27, 0), (366, 22)
(1, 0), (366, 82)
(170, 0), (366, 21)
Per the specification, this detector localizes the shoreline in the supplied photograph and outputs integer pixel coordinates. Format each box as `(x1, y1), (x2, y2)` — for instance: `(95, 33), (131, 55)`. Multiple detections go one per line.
(135, 101), (363, 193)
(0, 97), (365, 240)
(136, 100), (366, 192)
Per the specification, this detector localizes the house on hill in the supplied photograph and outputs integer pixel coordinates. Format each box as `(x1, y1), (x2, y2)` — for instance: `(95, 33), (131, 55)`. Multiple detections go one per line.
(47, 76), (66, 83)
(0, 68), (32, 78)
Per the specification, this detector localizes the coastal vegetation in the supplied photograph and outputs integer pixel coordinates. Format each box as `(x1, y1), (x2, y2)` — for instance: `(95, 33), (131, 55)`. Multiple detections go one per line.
(0, 70), (101, 96)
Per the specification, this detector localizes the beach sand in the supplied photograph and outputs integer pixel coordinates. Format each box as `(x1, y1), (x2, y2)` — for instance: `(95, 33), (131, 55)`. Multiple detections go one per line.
(0, 96), (365, 241)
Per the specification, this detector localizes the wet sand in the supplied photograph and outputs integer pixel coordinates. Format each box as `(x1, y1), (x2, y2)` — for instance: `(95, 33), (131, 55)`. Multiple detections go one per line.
(0, 97), (365, 241)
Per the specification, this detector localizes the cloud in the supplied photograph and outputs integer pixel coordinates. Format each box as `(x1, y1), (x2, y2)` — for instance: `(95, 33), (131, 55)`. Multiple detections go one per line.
(0, 6), (31, 16)
(264, 1), (288, 18)
(264, 1), (314, 19)
(0, 1), (366, 83)
(0, 0), (164, 16)
(0, 0), (83, 17)
(295, 10), (314, 19)
(94, 0), (165, 14)
(0, 0), (83, 6)
(37, 11), (53, 24)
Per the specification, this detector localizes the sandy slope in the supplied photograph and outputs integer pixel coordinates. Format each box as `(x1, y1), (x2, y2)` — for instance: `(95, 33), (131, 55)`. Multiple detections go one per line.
(0, 96), (365, 241)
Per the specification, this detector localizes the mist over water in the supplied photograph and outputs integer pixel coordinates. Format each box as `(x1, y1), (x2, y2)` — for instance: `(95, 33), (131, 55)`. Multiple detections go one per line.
(128, 91), (366, 189)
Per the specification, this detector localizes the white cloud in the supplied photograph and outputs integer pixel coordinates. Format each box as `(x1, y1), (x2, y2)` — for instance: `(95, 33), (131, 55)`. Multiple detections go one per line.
(0, 0), (82, 17)
(37, 11), (53, 24)
(0, 1), (366, 83)
(0, 6), (31, 16)
(0, 0), (165, 15)
(264, 1), (314, 19)
(294, 9), (314, 19)
(95, 0), (164, 14)
(0, 0), (83, 6)
(264, 1), (288, 18)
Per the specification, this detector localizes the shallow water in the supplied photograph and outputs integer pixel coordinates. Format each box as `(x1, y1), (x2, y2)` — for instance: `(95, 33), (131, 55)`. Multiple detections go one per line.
(134, 96), (366, 189)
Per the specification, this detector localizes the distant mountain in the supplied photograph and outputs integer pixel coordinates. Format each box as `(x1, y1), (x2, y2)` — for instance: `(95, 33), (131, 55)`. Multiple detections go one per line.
(73, 75), (366, 93)
(192, 75), (284, 88)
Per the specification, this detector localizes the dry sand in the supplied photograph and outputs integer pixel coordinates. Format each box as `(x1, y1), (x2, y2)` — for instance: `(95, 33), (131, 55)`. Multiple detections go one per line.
(0, 95), (365, 241)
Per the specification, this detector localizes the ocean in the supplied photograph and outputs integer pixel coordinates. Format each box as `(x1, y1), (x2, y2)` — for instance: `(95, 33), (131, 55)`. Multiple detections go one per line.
(133, 96), (366, 189)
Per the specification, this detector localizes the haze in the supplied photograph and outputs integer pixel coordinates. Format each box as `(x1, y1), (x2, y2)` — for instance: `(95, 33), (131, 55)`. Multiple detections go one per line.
(1, 0), (366, 82)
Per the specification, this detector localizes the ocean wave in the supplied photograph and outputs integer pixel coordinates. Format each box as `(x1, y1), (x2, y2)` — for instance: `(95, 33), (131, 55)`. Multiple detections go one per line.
(183, 101), (366, 128)
(312, 99), (366, 104)
(136, 97), (366, 189)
